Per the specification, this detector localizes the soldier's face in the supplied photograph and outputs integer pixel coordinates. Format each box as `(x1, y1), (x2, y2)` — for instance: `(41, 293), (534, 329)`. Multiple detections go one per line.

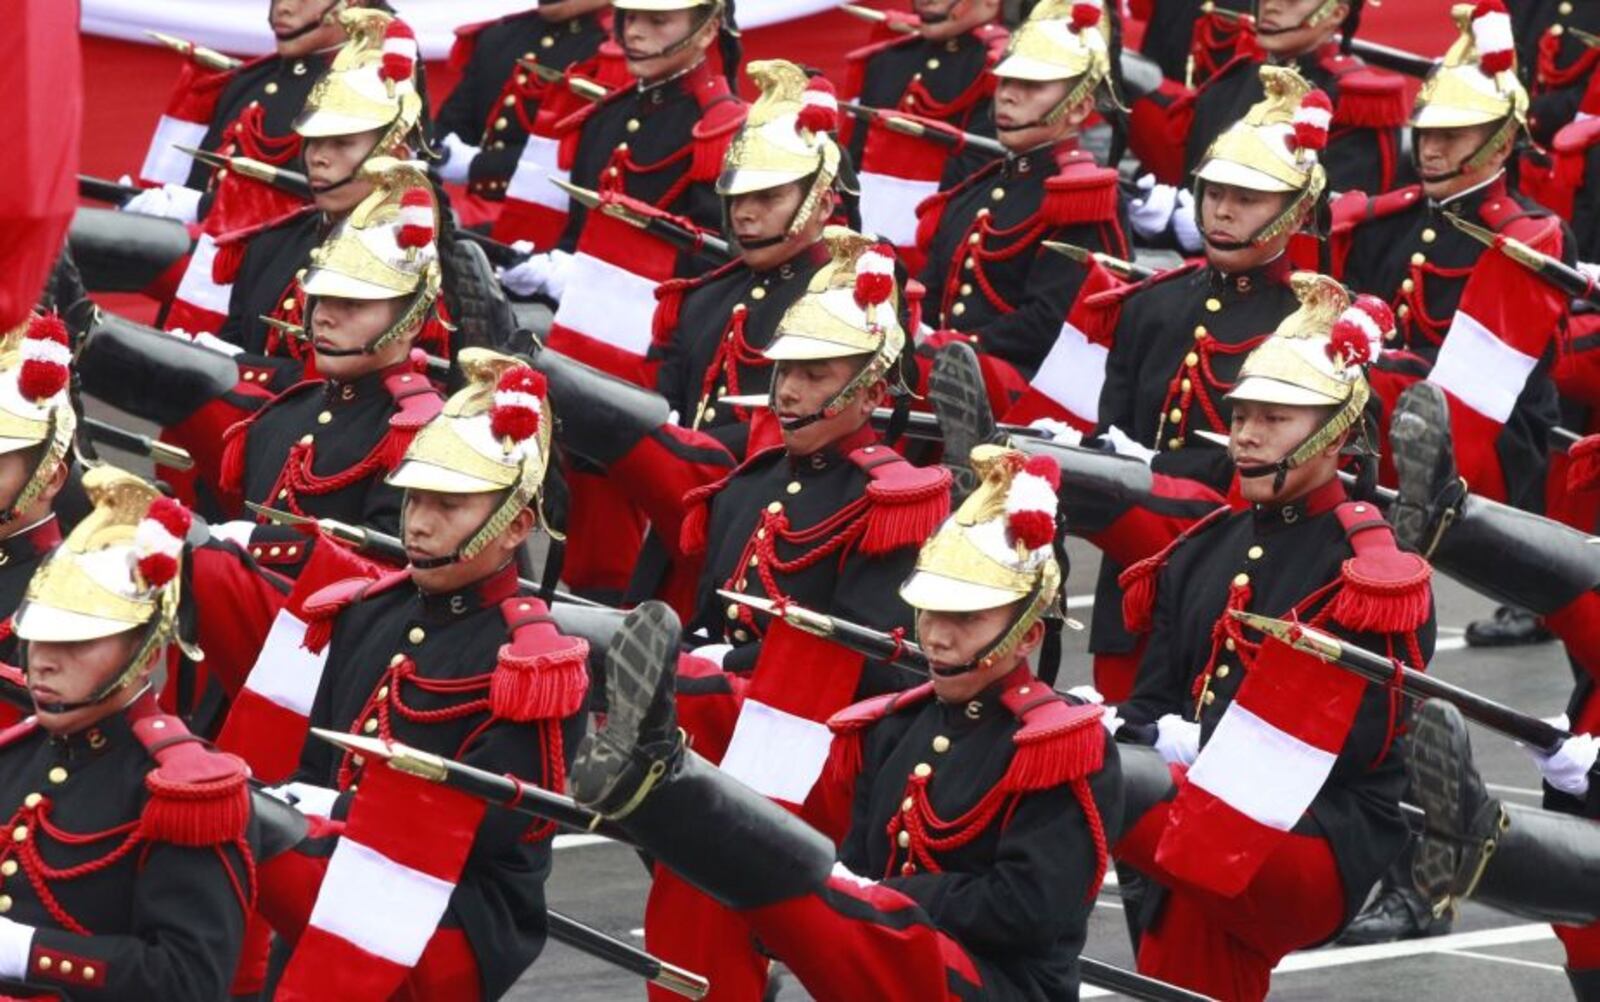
(310, 295), (411, 379)
(0, 447), (64, 537)
(402, 489), (534, 594)
(305, 131), (384, 216)
(1414, 124), (1509, 200)
(1254, 0), (1349, 56)
(917, 0), (1000, 40)
(918, 605), (1041, 702)
(621, 11), (714, 82)
(772, 358), (884, 456)
(1199, 182), (1295, 273)
(994, 78), (1076, 151)
(271, 0), (347, 58)
(1229, 400), (1341, 504)
(27, 631), (145, 737)
(730, 183), (815, 271)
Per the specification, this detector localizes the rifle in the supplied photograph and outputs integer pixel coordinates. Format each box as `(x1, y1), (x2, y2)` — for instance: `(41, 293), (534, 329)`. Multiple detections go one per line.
(718, 591), (931, 675)
(176, 146), (313, 200)
(1043, 241), (1159, 281)
(1193, 5), (1439, 78)
(145, 29), (243, 72)
(1444, 212), (1600, 308)
(550, 178), (732, 260)
(82, 417), (195, 471)
(837, 101), (1008, 158)
(77, 174), (141, 207)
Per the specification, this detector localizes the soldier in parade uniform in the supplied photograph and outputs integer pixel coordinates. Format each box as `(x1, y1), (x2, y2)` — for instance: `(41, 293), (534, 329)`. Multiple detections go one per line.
(0, 466), (282, 1000)
(1108, 274), (1436, 1000)
(1129, 0), (1251, 85)
(915, 0), (1129, 412)
(435, 0), (612, 203)
(565, 443), (1122, 1002)
(247, 351), (588, 999)
(1509, 0), (1600, 145)
(653, 59), (846, 453)
(1087, 64), (1327, 704)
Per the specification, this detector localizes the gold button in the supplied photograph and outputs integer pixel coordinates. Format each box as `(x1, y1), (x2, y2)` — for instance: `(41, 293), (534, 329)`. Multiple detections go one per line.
(1194, 326), (1208, 340)
(967, 233), (981, 245)
(495, 117), (509, 131)
(317, 411), (332, 425)
(1169, 408), (1183, 423)
(926, 57), (941, 70)
(1421, 227), (1437, 244)
(1410, 252), (1426, 266)
(786, 481), (801, 495)
(59, 960), (72, 975)
(0, 895), (11, 913)
(766, 501), (783, 514)
(376, 686), (390, 701)
(952, 303), (966, 317)
(1225, 638), (1237, 652)
(1181, 378), (1192, 393)
(990, 187), (1005, 202)
(1216, 665), (1231, 679)
(37, 957), (50, 971)
(265, 82), (280, 95)
(932, 735), (951, 753)
(976, 208), (991, 219)
(1247, 545), (1264, 560)
(751, 286), (767, 300)
(22, 794), (40, 809)
(897, 830), (911, 847)
(726, 603), (740, 620)
(963, 257), (974, 271)
(733, 629), (749, 642)
(298, 434), (313, 446)
(1233, 572), (1249, 587)
(1185, 351), (1200, 367)
(268, 546), (282, 558)
(1168, 437), (1184, 450)
(748, 555), (759, 568)
(1401, 278), (1415, 294)
(82, 967), (95, 981)
(287, 546), (298, 557)
(902, 797), (914, 812)
(503, 95), (517, 108)
(1205, 298), (1222, 313)
(1202, 690), (1216, 706)
(48, 767), (66, 784)
(408, 627), (425, 644)
(1397, 304), (1410, 319)
(11, 827), (25, 843)
(913, 763), (932, 778)
(703, 408), (716, 422)
(0, 861), (15, 876)
(960, 283), (973, 296)
(362, 718), (378, 734)
(626, 118), (640, 133)
(389, 654), (405, 667)
(282, 298), (297, 312)
(278, 490), (289, 500)
(1560, 1), (1572, 14)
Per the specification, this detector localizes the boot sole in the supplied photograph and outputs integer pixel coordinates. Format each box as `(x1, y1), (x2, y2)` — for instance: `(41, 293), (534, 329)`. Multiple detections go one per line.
(1407, 700), (1473, 904)
(928, 342), (996, 498)
(1389, 383), (1454, 553)
(569, 601), (681, 809)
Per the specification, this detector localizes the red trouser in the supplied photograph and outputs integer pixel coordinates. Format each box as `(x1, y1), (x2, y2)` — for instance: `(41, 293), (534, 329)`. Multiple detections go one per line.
(1558, 922), (1600, 973)
(742, 869), (986, 1002)
(1115, 769), (1345, 1002)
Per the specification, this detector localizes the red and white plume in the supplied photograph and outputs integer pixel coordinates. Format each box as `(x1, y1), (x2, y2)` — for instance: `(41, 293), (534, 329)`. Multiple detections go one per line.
(1291, 89), (1334, 156)
(1006, 455), (1062, 552)
(397, 188), (435, 250)
(380, 19), (419, 85)
(1070, 0), (1103, 32)
(18, 314), (71, 404)
(1471, 0), (1515, 75)
(797, 76), (839, 135)
(490, 366), (547, 451)
(134, 496), (192, 590)
(853, 243), (896, 309)
(1328, 294), (1394, 370)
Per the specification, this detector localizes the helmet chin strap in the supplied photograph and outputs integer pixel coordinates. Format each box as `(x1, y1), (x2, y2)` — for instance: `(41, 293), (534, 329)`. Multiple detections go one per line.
(275, 0), (346, 42)
(1411, 119), (1513, 188)
(615, 7), (717, 64)
(23, 631), (158, 715)
(1252, 0), (1344, 37)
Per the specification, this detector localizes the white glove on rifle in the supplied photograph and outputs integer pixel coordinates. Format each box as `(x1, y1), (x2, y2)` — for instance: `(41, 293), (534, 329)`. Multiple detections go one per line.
(1067, 684), (1124, 735)
(437, 133), (480, 186)
(1028, 418), (1085, 446)
(1533, 732), (1600, 798)
(1172, 188), (1203, 254)
(0, 916), (34, 979)
(264, 781), (341, 818)
(1103, 424), (1158, 465)
(1127, 173), (1180, 241)
(689, 643), (734, 668)
(122, 182), (203, 224)
(499, 247), (574, 301)
(1154, 713), (1201, 766)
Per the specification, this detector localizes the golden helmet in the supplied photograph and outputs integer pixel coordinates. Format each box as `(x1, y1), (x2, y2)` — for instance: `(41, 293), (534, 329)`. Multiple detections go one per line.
(767, 227), (903, 365)
(1412, 2), (1528, 135)
(992, 0), (1113, 118)
(295, 8), (424, 149)
(388, 351), (554, 563)
(0, 316), (76, 520)
(717, 60), (842, 237)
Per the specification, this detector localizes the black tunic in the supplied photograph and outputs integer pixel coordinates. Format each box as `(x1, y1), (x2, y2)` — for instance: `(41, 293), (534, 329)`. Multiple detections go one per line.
(217, 208), (325, 359)
(1510, 0), (1600, 144)
(295, 563), (587, 1000)
(845, 28), (1000, 169)
(1120, 478), (1438, 924)
(186, 52), (333, 193)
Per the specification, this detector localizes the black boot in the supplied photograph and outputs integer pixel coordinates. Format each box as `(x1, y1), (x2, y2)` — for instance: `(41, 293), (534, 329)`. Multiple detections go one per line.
(67, 207), (194, 294)
(1409, 699), (1600, 926)
(75, 308), (241, 427)
(928, 342), (1000, 499)
(1112, 745), (1177, 953)
(441, 236), (522, 357)
(570, 602), (836, 911)
(1389, 383), (1600, 617)
(1465, 606), (1556, 648)
(1337, 841), (1452, 945)
(528, 346), (672, 468)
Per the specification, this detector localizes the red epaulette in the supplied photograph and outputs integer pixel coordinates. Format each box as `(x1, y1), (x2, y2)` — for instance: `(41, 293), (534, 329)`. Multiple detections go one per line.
(915, 157), (1006, 250)
(134, 713), (250, 846)
(849, 446), (952, 555)
(998, 680), (1105, 793)
(1479, 194), (1563, 251)
(1322, 58), (1410, 130)
(1568, 434), (1600, 493)
(1555, 117), (1600, 156)
(1118, 505), (1234, 634)
(974, 23), (1012, 64)
(299, 571), (412, 653)
(689, 93), (749, 183)
(1041, 153), (1122, 226)
(210, 203), (319, 285)
(827, 682), (935, 735)
(652, 258), (745, 344)
(0, 716), (39, 751)
(218, 379), (322, 495)
(491, 597), (590, 722)
(1330, 184), (1422, 236)
(448, 13), (517, 72)
(1326, 501), (1432, 634)
(383, 362), (445, 432)
(679, 444), (787, 554)
(1084, 259), (1205, 311)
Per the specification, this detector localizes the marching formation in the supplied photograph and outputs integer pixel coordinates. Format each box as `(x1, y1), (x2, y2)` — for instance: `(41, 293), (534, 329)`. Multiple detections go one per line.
(13, 0), (1600, 998)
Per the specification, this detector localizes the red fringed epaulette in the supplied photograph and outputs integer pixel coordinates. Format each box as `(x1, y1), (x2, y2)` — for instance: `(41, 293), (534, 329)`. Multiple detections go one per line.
(1555, 118), (1600, 156)
(653, 260), (742, 343)
(491, 597), (591, 722)
(135, 715), (250, 847)
(1330, 66), (1410, 129)
(851, 446), (952, 555)
(1329, 185), (1422, 237)
(448, 15), (504, 72)
(680, 444), (786, 554)
(821, 683), (936, 794)
(210, 204), (318, 285)
(0, 716), (39, 750)
(1478, 195), (1564, 252)
(1327, 501), (1433, 634)
(690, 98), (749, 183)
(1118, 505), (1232, 634)
(998, 683), (1105, 793)
(1568, 434), (1600, 493)
(377, 365), (446, 468)
(300, 571), (411, 653)
(217, 379), (320, 496)
(1041, 156), (1120, 225)
(1084, 259), (1203, 312)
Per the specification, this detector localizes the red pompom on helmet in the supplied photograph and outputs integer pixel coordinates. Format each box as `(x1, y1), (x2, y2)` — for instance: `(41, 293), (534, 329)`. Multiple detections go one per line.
(797, 76), (839, 135)
(396, 188), (434, 250)
(380, 19), (419, 85)
(1291, 89), (1334, 154)
(490, 366), (548, 445)
(18, 314), (71, 404)
(1471, 0), (1515, 75)
(1070, 0), (1103, 32)
(1328, 294), (1395, 368)
(134, 496), (192, 589)
(1005, 455), (1062, 552)
(853, 243), (896, 309)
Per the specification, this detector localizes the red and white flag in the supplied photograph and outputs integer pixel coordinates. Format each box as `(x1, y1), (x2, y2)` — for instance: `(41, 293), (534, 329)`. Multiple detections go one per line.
(1002, 257), (1130, 431)
(140, 60), (234, 187)
(858, 122), (948, 274)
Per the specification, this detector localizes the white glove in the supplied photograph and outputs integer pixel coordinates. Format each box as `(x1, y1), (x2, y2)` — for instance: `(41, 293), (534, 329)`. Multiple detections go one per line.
(1172, 188), (1203, 254)
(265, 781), (341, 817)
(1154, 713), (1201, 766)
(1028, 417), (1084, 447)
(437, 133), (481, 186)
(208, 519), (258, 550)
(192, 331), (244, 357)
(690, 643), (735, 667)
(1066, 684), (1124, 734)
(1533, 732), (1600, 798)
(1127, 173), (1179, 240)
(1578, 261), (1600, 284)
(1104, 424), (1158, 465)
(498, 248), (574, 300)
(0, 916), (34, 980)
(122, 182), (203, 223)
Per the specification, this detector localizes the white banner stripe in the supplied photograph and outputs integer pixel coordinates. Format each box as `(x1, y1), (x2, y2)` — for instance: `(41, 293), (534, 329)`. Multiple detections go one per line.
(242, 611), (330, 717)
(720, 700), (835, 804)
(551, 252), (659, 357)
(1186, 704), (1339, 831)
(859, 171), (939, 247)
(308, 838), (456, 965)
(1427, 309), (1539, 425)
(1031, 320), (1108, 425)
(141, 116), (209, 187)
(506, 135), (570, 212)
(174, 234), (232, 316)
